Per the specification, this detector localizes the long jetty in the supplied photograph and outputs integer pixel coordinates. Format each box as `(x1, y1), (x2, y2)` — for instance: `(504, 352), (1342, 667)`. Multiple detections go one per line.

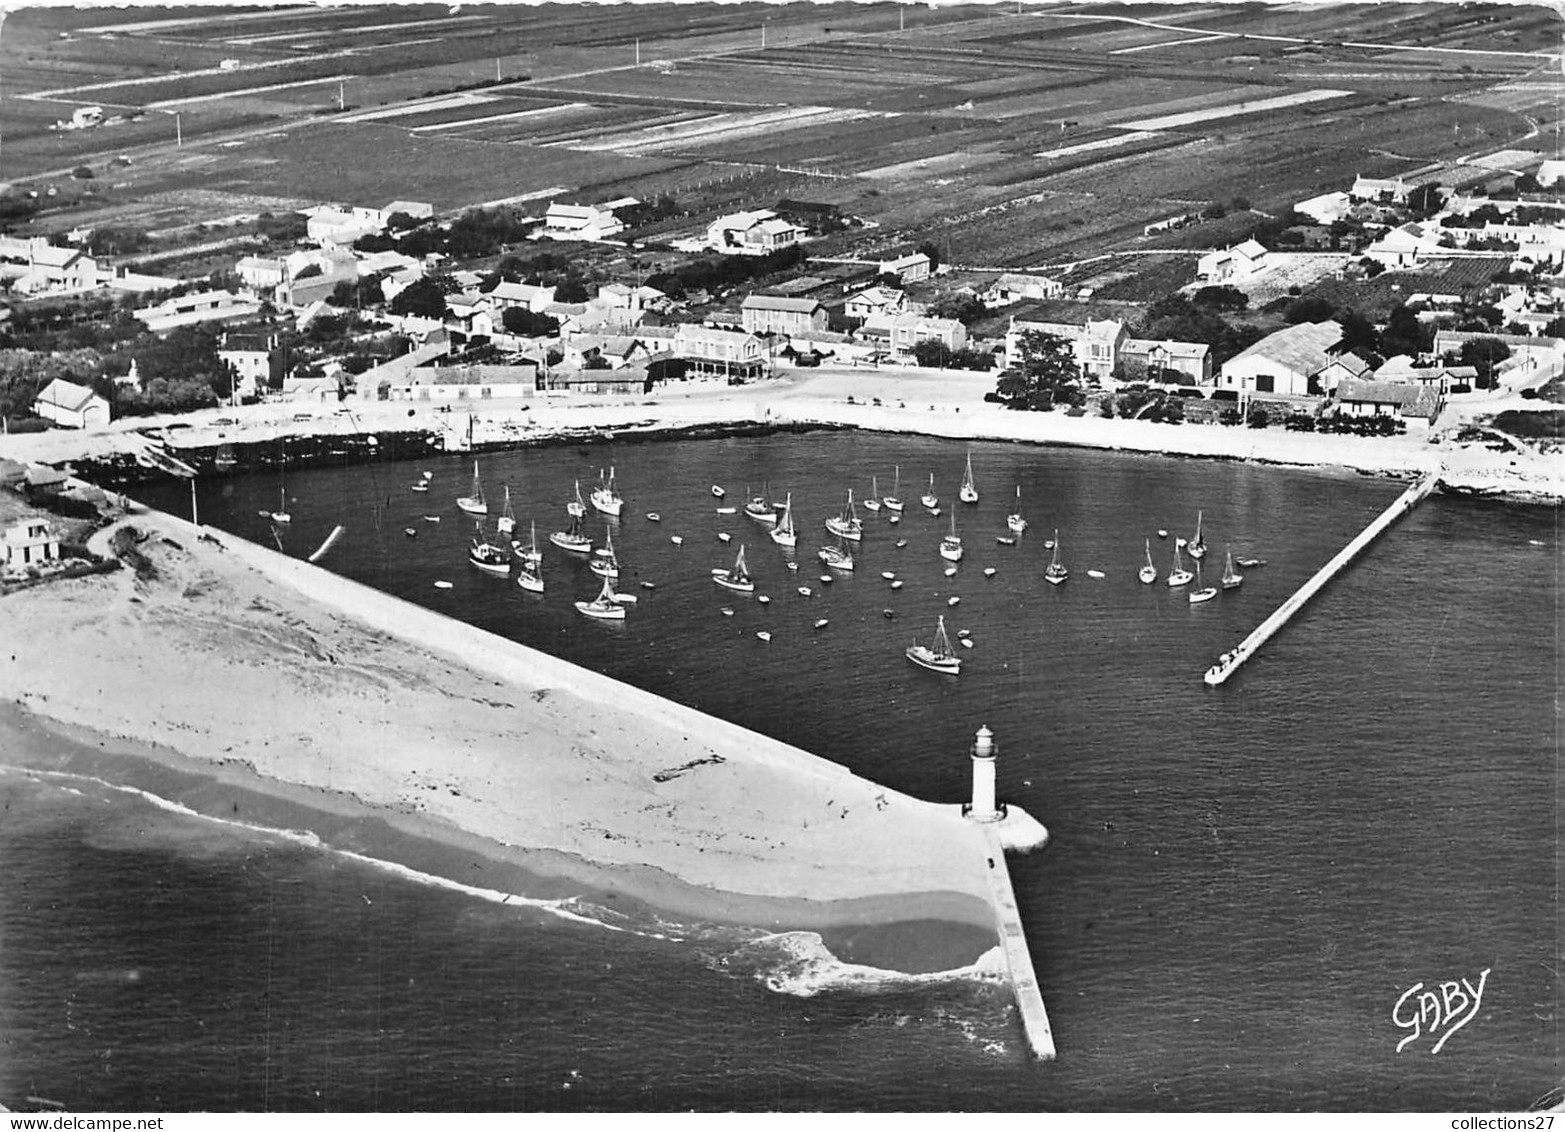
(980, 824), (1056, 1060)
(1204, 471), (1439, 686)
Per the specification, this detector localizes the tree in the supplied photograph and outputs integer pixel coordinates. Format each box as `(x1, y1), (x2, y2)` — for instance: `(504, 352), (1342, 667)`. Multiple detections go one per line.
(1460, 337), (1511, 384)
(1284, 295), (1335, 324)
(916, 241), (942, 270)
(911, 340), (951, 368)
(994, 330), (1081, 410)
(500, 307), (560, 337)
(554, 277), (590, 304)
(930, 293), (985, 326)
(1192, 285), (1248, 312)
(387, 277), (448, 319)
(1336, 309), (1379, 359)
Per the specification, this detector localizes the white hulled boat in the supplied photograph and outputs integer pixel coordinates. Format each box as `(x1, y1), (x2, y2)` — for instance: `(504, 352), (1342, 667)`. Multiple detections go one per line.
(882, 467), (904, 513)
(1188, 510), (1207, 560)
(921, 473), (938, 510)
(1167, 544), (1193, 587)
(712, 543), (755, 593)
(824, 490), (862, 542)
(818, 538), (854, 571)
(939, 511), (963, 562)
(1045, 530), (1068, 585)
(959, 453), (978, 504)
(863, 476), (881, 512)
(575, 575), (626, 619)
(744, 485), (777, 524)
(1007, 485), (1026, 534)
(590, 467), (623, 517)
(550, 484), (594, 553)
(1139, 538), (1158, 584)
(513, 520), (543, 569)
(906, 614), (960, 674)
(457, 461), (487, 516)
(496, 486), (516, 537)
(1221, 549), (1244, 590)
(769, 492), (797, 547)
(589, 529), (619, 578)
(468, 520), (511, 575)
(1189, 561), (1216, 603)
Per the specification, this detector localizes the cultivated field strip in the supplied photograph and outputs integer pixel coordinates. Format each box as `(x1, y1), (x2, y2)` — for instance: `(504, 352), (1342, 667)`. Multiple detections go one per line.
(337, 95), (501, 125)
(539, 105), (890, 156)
(1115, 89), (1355, 132)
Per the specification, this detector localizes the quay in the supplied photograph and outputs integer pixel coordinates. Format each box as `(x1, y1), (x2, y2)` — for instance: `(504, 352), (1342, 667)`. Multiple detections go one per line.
(1204, 470), (1439, 686)
(981, 823), (1056, 1060)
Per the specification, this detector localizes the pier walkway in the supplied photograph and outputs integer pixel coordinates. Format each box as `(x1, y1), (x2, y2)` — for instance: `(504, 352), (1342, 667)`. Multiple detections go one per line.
(1204, 471), (1438, 686)
(980, 824), (1056, 1060)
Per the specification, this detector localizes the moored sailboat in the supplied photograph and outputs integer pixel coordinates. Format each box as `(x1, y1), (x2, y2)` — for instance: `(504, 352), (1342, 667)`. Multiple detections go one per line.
(769, 492), (797, 547)
(457, 461), (487, 516)
(589, 529), (619, 578)
(1221, 549), (1244, 590)
(590, 467), (623, 517)
(1045, 530), (1068, 585)
(1139, 538), (1158, 584)
(1188, 561), (1217, 603)
(712, 543), (755, 592)
(959, 453), (978, 504)
(1167, 544), (1193, 587)
(906, 614), (960, 674)
(1007, 486), (1027, 534)
(824, 490), (863, 542)
(921, 473), (938, 510)
(818, 537), (854, 571)
(863, 476), (881, 512)
(882, 467), (904, 513)
(496, 486), (516, 537)
(513, 520), (543, 568)
(1188, 510), (1207, 560)
(939, 511), (963, 562)
(550, 485), (594, 553)
(575, 574), (626, 619)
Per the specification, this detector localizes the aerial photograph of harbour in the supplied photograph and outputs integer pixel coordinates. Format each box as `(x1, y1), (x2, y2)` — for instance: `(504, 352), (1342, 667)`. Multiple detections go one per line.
(0, 0), (1559, 1114)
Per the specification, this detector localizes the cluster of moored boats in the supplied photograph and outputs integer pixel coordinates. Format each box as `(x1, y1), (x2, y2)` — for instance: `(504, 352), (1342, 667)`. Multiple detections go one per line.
(426, 453), (1265, 654)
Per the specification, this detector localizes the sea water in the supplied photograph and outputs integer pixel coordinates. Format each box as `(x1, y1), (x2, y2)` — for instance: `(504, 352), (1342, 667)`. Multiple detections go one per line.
(0, 432), (1555, 1110)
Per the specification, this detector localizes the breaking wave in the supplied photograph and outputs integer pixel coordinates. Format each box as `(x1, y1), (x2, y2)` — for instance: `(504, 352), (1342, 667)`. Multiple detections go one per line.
(732, 930), (1008, 998)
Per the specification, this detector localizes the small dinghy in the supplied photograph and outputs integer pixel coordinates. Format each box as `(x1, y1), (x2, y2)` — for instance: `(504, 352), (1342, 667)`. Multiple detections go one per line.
(716, 506), (737, 515)
(1087, 569), (1105, 579)
(757, 595), (771, 604)
(640, 581), (656, 590)
(813, 618), (829, 630)
(983, 567), (996, 577)
(890, 580), (904, 590)
(718, 532), (732, 543)
(720, 607), (735, 617)
(756, 631), (771, 642)
(786, 561), (798, 571)
(960, 639), (974, 649)
(798, 586), (812, 597)
(957, 629), (971, 638)
(404, 527), (418, 537)
(883, 609), (896, 619)
(996, 537), (1015, 546)
(947, 596), (960, 606)
(820, 574), (833, 584)
(881, 571), (896, 580)
(423, 515), (441, 523)
(611, 593), (638, 605)
(711, 485), (726, 498)
(671, 536), (684, 546)
(895, 539), (908, 549)
(646, 513), (661, 522)
(1158, 529), (1169, 538)
(944, 566), (957, 577)
(434, 580), (453, 590)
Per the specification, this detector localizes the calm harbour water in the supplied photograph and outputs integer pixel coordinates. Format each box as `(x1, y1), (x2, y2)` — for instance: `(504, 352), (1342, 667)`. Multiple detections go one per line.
(0, 431), (1556, 1111)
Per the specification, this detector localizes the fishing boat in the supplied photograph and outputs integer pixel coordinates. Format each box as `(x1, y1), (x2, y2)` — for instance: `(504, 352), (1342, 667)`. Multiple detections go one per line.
(1167, 544), (1193, 587)
(516, 555), (544, 593)
(711, 544), (755, 593)
(589, 529), (619, 578)
(496, 487), (516, 537)
(1007, 486), (1027, 533)
(590, 467), (623, 517)
(550, 487), (593, 554)
(769, 493), (797, 547)
(513, 521), (543, 569)
(1045, 530), (1068, 585)
(1221, 549), (1244, 590)
(1139, 538), (1158, 584)
(882, 467), (904, 513)
(863, 476), (882, 512)
(959, 453), (978, 504)
(907, 615), (960, 674)
(921, 473), (938, 510)
(457, 462), (487, 516)
(1188, 510), (1207, 560)
(744, 485), (777, 524)
(818, 538), (854, 571)
(468, 521), (511, 575)
(575, 575), (626, 620)
(1188, 561), (1217, 603)
(824, 490), (863, 542)
(939, 511), (963, 562)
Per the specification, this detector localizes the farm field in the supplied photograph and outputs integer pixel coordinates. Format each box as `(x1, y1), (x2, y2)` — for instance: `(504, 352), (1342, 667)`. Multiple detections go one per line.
(1, 0), (1558, 300)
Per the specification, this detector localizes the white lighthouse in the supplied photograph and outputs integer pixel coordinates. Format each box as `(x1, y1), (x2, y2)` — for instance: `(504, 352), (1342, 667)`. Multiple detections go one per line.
(966, 724), (1001, 822)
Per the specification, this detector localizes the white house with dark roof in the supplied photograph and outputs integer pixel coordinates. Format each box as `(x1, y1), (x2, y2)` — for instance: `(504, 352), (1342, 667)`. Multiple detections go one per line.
(33, 378), (109, 428)
(0, 236), (99, 295)
(134, 289), (261, 333)
(1363, 222), (1446, 269)
(740, 294), (828, 336)
(1350, 175), (1409, 204)
(486, 281), (556, 313)
(1220, 320), (1344, 397)
(981, 272), (1064, 308)
(879, 252), (932, 284)
(1334, 378), (1442, 422)
(844, 286), (906, 322)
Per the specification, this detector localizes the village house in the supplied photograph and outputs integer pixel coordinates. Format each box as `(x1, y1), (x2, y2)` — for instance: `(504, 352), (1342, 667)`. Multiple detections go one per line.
(543, 365), (648, 396)
(1310, 351), (1374, 396)
(1333, 378), (1443, 423)
(672, 324), (765, 381)
(879, 252), (932, 285)
(1374, 355), (1474, 394)
(33, 378), (110, 429)
(541, 202), (624, 243)
(218, 332), (285, 399)
(561, 335), (650, 371)
(2, 519), (59, 572)
(843, 286), (906, 322)
(485, 281), (557, 313)
(1219, 320), (1344, 397)
(1349, 174), (1410, 205)
(1196, 238), (1269, 284)
(706, 210), (807, 256)
(741, 294), (828, 337)
(382, 361), (538, 402)
(1362, 222), (1445, 270)
(888, 313), (966, 361)
(1293, 191), (1353, 225)
(981, 272), (1064, 308)
(1118, 338), (1212, 384)
(597, 282), (667, 315)
(0, 236), (100, 295)
(380, 200), (434, 224)
(134, 289), (261, 334)
(303, 205), (386, 247)
(1077, 319), (1127, 380)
